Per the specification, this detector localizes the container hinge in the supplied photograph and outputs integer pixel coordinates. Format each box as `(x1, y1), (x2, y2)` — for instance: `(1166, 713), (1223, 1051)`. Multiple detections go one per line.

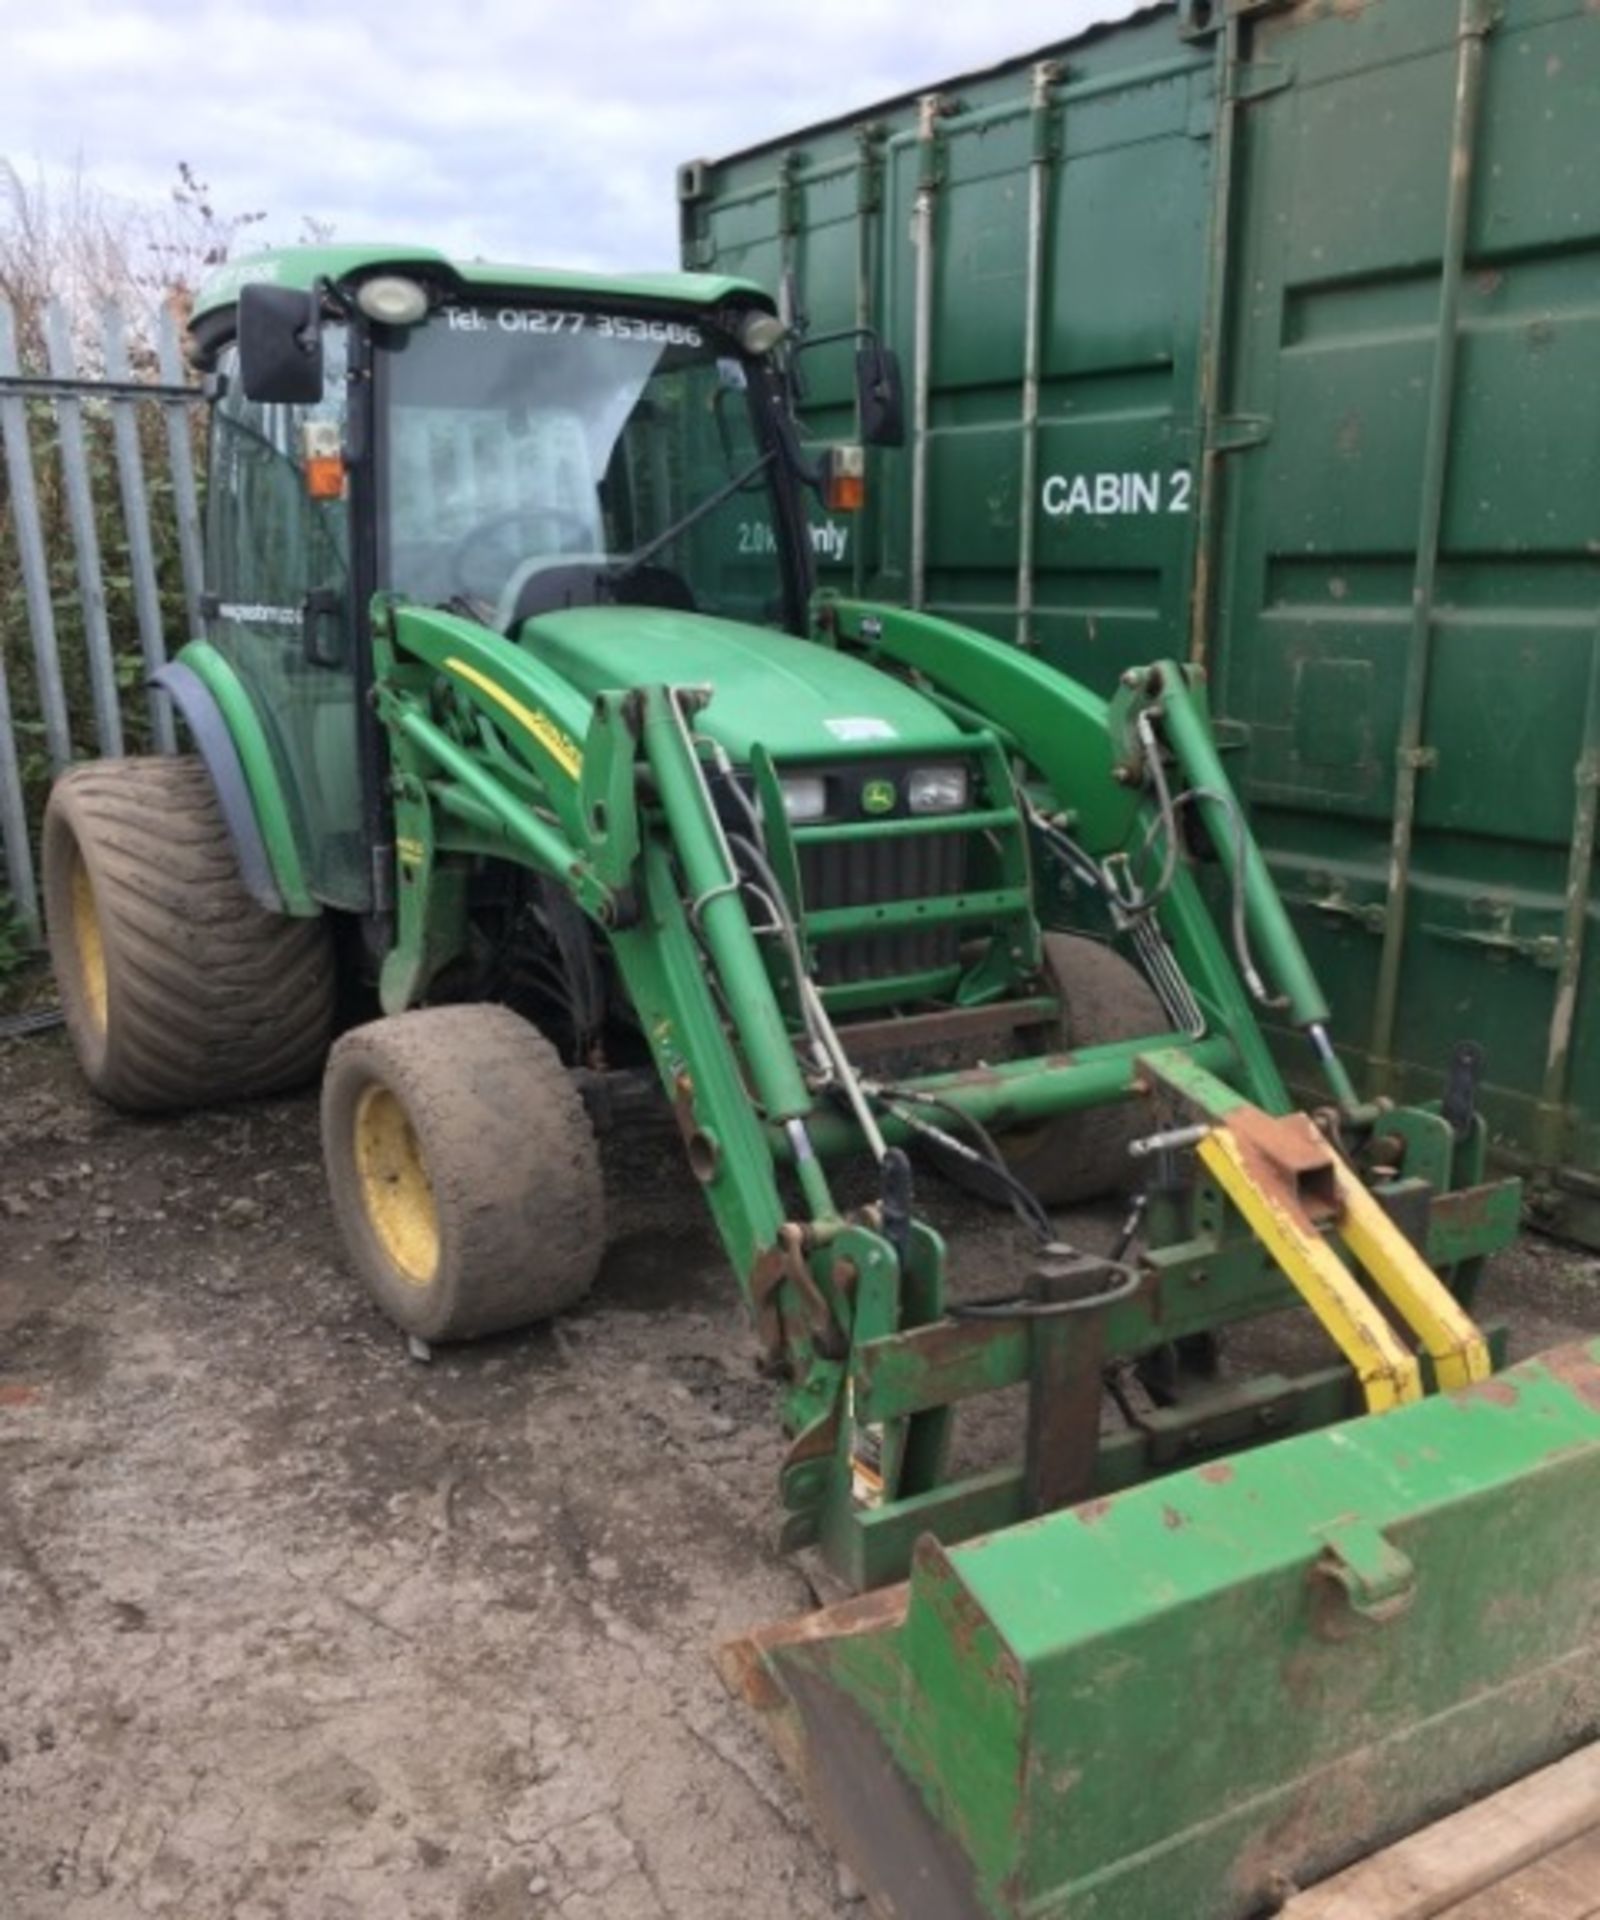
(1211, 413), (1272, 454)
(1400, 745), (1439, 772)
(1230, 58), (1294, 105)
(855, 124), (886, 213)
(1283, 875), (1386, 935)
(777, 151), (803, 239)
(1181, 0), (1298, 35)
(1210, 718), (1251, 753)
(1424, 907), (1565, 972)
(916, 93), (953, 192)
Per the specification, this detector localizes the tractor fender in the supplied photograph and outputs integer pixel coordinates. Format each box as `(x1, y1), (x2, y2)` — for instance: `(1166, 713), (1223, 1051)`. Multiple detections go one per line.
(150, 652), (315, 917)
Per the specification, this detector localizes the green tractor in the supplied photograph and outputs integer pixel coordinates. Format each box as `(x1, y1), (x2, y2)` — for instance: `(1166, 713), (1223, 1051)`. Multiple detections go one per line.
(43, 246), (1600, 1917)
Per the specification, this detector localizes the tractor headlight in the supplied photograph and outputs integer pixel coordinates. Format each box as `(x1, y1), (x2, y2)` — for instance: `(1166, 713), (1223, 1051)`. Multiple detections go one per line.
(907, 765), (969, 815)
(779, 775), (828, 823)
(356, 275), (429, 327)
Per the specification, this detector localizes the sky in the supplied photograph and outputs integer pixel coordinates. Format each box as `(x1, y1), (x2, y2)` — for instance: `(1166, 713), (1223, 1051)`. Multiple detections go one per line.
(3, 0), (1141, 273)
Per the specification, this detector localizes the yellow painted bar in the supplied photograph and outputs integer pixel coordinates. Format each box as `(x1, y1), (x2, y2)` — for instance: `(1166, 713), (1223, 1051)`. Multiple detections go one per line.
(1197, 1131), (1423, 1412)
(1331, 1162), (1494, 1391)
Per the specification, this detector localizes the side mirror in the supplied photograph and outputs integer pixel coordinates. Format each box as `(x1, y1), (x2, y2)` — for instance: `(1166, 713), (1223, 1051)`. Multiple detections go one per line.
(237, 283), (324, 404)
(856, 342), (904, 449)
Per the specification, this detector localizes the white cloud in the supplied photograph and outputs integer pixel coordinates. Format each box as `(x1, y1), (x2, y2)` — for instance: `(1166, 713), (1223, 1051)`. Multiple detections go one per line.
(2, 0), (1151, 271)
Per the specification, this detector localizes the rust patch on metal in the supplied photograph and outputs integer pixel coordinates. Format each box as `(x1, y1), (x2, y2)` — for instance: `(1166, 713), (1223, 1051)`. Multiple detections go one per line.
(748, 1242), (790, 1364)
(939, 1580), (997, 1663)
(0, 1382), (42, 1408)
(782, 1406), (841, 1471)
(1287, 0), (1371, 20)
(1227, 1106), (1341, 1227)
(716, 1635), (788, 1711)
(1075, 1497), (1115, 1525)
(1432, 1182), (1497, 1235)
(1542, 1341), (1600, 1413)
(1461, 1376), (1520, 1407)
(1198, 1461), (1235, 1485)
(1162, 1504), (1187, 1531)
(719, 1584), (910, 1715)
(940, 1060), (1007, 1090)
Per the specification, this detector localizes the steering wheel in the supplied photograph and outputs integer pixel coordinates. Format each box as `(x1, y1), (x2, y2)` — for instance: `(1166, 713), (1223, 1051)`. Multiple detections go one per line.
(448, 505), (599, 600)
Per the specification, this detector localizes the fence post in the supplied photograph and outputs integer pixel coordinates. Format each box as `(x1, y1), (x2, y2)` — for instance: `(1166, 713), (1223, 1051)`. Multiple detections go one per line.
(0, 642), (39, 940)
(156, 307), (205, 641)
(44, 300), (124, 758)
(101, 304), (176, 753)
(0, 298), (74, 772)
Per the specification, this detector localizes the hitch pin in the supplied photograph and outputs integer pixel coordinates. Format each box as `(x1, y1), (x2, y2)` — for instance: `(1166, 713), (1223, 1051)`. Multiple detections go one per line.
(1128, 1121), (1212, 1159)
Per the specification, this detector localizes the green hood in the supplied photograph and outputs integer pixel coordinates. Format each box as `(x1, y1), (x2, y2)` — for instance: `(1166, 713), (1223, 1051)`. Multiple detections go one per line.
(520, 608), (965, 762)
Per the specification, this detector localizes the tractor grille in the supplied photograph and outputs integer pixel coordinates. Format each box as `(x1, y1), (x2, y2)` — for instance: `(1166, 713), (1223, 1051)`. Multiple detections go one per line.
(798, 830), (968, 987)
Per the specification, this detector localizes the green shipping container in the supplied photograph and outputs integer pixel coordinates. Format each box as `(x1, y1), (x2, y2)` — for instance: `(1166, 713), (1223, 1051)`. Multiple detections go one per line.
(680, 0), (1600, 1243)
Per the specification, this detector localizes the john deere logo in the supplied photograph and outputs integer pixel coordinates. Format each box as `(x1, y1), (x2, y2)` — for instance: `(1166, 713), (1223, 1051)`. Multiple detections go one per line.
(861, 778), (897, 816)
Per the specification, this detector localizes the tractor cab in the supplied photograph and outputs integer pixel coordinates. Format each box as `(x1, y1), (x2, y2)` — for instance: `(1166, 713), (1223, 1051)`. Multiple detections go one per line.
(183, 245), (892, 914)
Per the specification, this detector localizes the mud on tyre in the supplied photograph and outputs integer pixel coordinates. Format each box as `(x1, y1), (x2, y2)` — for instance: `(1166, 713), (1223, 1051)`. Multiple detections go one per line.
(321, 1004), (605, 1342)
(42, 755), (335, 1112)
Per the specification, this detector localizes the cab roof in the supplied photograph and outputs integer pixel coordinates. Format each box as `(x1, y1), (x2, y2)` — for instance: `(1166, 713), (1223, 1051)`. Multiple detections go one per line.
(190, 243), (772, 326)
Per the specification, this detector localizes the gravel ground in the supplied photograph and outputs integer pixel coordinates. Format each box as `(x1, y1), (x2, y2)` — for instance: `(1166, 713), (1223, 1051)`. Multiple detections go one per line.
(2, 1023), (1597, 1920)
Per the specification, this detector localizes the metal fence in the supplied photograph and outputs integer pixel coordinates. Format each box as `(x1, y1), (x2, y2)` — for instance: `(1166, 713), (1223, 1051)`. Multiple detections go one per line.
(0, 295), (203, 939)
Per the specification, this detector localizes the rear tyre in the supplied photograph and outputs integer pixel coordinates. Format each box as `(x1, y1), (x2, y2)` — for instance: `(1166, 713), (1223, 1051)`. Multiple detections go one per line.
(999, 934), (1167, 1208)
(42, 755), (335, 1112)
(321, 1005), (605, 1342)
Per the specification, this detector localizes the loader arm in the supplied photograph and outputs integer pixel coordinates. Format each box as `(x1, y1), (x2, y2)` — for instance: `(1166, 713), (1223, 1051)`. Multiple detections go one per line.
(370, 597), (1515, 1573)
(357, 588), (1579, 1918)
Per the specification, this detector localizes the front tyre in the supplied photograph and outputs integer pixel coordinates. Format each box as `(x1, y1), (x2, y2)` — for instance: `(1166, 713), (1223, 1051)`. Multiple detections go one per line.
(320, 1006), (605, 1342)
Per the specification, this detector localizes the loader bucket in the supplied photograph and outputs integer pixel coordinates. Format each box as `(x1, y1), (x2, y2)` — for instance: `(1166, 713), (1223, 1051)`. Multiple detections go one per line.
(723, 1340), (1600, 1920)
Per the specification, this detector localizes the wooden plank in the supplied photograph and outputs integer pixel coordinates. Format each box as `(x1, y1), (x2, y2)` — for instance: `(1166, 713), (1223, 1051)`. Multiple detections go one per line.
(44, 299), (123, 756)
(1450, 1828), (1600, 1920)
(1285, 1743), (1600, 1920)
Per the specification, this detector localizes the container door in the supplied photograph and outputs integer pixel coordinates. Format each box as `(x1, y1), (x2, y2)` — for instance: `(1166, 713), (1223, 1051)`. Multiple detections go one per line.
(1206, 0), (1600, 1219)
(877, 35), (1216, 693)
(681, 8), (1218, 696)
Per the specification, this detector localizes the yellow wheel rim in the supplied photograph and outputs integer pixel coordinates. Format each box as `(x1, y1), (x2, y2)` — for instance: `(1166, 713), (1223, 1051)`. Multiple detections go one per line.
(353, 1085), (440, 1285)
(71, 849), (109, 1034)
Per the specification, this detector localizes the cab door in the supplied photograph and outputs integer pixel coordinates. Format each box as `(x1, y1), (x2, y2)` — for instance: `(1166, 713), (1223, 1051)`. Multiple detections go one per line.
(206, 327), (368, 908)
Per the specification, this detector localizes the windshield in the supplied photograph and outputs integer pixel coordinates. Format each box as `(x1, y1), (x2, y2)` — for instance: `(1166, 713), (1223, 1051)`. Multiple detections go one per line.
(381, 304), (790, 629)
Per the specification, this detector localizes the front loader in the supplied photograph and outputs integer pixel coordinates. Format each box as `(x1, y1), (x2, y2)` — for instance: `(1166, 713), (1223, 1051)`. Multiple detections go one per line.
(42, 245), (1600, 1917)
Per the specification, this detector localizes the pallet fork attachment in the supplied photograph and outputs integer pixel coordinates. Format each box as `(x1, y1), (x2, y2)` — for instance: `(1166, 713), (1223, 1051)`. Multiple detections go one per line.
(1139, 1050), (1494, 1412)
